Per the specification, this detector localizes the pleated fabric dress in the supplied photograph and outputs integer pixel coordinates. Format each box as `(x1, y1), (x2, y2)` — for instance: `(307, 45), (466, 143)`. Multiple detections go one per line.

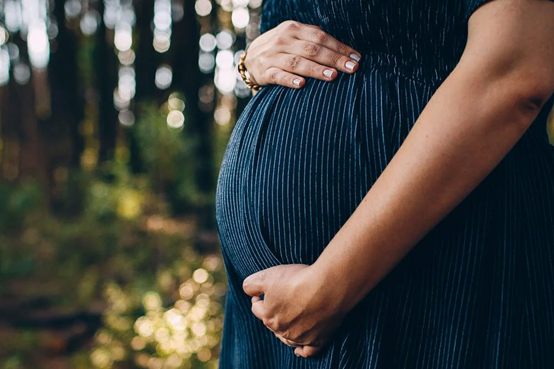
(214, 0), (554, 367)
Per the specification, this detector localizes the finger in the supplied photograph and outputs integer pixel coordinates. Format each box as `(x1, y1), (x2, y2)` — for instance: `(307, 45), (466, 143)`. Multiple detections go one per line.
(282, 21), (361, 60)
(292, 40), (360, 74)
(274, 333), (302, 348)
(262, 67), (305, 89)
(275, 54), (338, 81)
(294, 345), (322, 358)
(251, 299), (266, 322)
(243, 270), (268, 296)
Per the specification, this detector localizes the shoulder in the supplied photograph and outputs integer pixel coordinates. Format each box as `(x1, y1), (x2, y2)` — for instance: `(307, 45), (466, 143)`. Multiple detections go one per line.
(459, 0), (554, 103)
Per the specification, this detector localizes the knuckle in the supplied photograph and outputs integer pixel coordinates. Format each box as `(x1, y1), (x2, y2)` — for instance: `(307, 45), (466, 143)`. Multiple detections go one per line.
(265, 316), (276, 329)
(336, 44), (349, 54)
(272, 317), (282, 331)
(313, 30), (328, 43)
(331, 53), (344, 66)
(287, 55), (301, 70)
(252, 57), (262, 72)
(314, 64), (325, 75)
(265, 68), (279, 83)
(283, 20), (300, 32)
(258, 53), (272, 69)
(280, 330), (292, 340)
(303, 42), (320, 56)
(274, 35), (286, 46)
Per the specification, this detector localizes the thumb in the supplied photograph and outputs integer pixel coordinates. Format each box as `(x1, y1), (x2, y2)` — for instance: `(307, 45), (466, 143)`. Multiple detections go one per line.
(294, 345), (322, 358)
(243, 270), (268, 296)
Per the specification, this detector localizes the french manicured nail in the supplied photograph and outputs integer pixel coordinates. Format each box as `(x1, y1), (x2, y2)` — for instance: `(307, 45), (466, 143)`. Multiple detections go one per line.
(345, 60), (356, 71)
(349, 53), (361, 62)
(293, 78), (301, 86)
(323, 69), (334, 78)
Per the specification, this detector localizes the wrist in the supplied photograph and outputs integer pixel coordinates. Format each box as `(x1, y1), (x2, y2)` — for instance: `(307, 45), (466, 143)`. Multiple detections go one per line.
(306, 258), (357, 317)
(243, 53), (259, 85)
(238, 49), (262, 91)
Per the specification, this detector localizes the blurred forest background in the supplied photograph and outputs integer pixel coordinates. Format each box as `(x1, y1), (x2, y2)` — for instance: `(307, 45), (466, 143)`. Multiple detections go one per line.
(1, 0), (554, 368)
(0, 0), (261, 367)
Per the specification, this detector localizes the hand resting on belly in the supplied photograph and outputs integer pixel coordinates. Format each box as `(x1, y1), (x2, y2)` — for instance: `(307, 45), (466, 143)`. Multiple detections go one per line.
(242, 20), (362, 93)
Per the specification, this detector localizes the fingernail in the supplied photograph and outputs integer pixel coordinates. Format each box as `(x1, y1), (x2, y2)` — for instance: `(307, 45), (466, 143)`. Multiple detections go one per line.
(345, 61), (356, 71)
(323, 69), (334, 78)
(293, 78), (301, 86)
(349, 53), (361, 62)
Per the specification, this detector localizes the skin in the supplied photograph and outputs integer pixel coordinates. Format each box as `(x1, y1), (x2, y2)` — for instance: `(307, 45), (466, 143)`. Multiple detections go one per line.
(242, 20), (363, 96)
(242, 0), (554, 359)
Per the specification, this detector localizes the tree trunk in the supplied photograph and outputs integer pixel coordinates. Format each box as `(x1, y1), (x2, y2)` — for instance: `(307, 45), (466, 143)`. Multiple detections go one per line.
(95, 0), (118, 164)
(172, 0), (216, 229)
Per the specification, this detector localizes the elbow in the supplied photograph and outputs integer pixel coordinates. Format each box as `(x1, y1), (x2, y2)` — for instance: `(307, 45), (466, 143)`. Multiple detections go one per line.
(514, 75), (554, 115)
(488, 69), (554, 127)
(457, 0), (554, 123)
(457, 50), (554, 124)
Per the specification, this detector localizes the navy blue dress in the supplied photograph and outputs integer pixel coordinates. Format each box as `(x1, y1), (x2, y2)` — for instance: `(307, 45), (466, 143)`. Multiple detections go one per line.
(215, 0), (554, 367)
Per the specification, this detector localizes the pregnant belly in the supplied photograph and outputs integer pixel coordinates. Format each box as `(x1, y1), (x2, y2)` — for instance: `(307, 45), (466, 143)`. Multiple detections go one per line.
(215, 69), (415, 279)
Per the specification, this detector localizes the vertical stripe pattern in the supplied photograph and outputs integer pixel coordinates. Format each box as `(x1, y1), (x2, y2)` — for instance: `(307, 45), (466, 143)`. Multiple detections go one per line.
(215, 0), (554, 367)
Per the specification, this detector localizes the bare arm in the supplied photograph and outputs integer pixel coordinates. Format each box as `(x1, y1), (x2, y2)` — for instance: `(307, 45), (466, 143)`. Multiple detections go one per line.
(312, 0), (554, 314)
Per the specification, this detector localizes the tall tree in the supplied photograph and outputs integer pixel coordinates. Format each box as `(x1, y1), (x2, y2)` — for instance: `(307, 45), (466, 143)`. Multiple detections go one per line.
(131, 0), (158, 173)
(94, 0), (118, 164)
(134, 0), (157, 102)
(45, 0), (86, 214)
(172, 0), (216, 228)
(48, 0), (85, 170)
(0, 36), (47, 186)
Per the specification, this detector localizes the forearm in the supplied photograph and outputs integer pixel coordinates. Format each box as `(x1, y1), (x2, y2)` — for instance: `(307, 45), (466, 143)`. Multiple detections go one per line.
(311, 62), (553, 314)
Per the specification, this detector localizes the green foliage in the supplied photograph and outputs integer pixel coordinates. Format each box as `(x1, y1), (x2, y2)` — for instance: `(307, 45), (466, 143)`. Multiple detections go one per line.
(90, 252), (226, 369)
(132, 101), (207, 212)
(0, 164), (225, 369)
(85, 162), (151, 223)
(0, 180), (43, 233)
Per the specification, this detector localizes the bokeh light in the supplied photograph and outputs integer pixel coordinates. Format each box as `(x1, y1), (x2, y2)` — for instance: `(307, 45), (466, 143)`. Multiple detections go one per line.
(231, 7), (250, 29)
(80, 10), (100, 36)
(64, 0), (81, 18)
(155, 65), (173, 90)
(118, 49), (136, 65)
(114, 23), (133, 52)
(167, 110), (185, 129)
(199, 33), (216, 52)
(216, 30), (234, 50)
(168, 93), (186, 111)
(0, 48), (10, 85)
(119, 110), (135, 127)
(153, 29), (171, 53)
(0, 26), (8, 45)
(27, 24), (50, 68)
(118, 66), (136, 100)
(13, 62), (31, 84)
(195, 0), (212, 17)
(198, 52), (215, 74)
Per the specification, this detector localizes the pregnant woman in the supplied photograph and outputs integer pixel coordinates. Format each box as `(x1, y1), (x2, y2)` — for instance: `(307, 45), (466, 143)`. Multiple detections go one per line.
(215, 0), (554, 367)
